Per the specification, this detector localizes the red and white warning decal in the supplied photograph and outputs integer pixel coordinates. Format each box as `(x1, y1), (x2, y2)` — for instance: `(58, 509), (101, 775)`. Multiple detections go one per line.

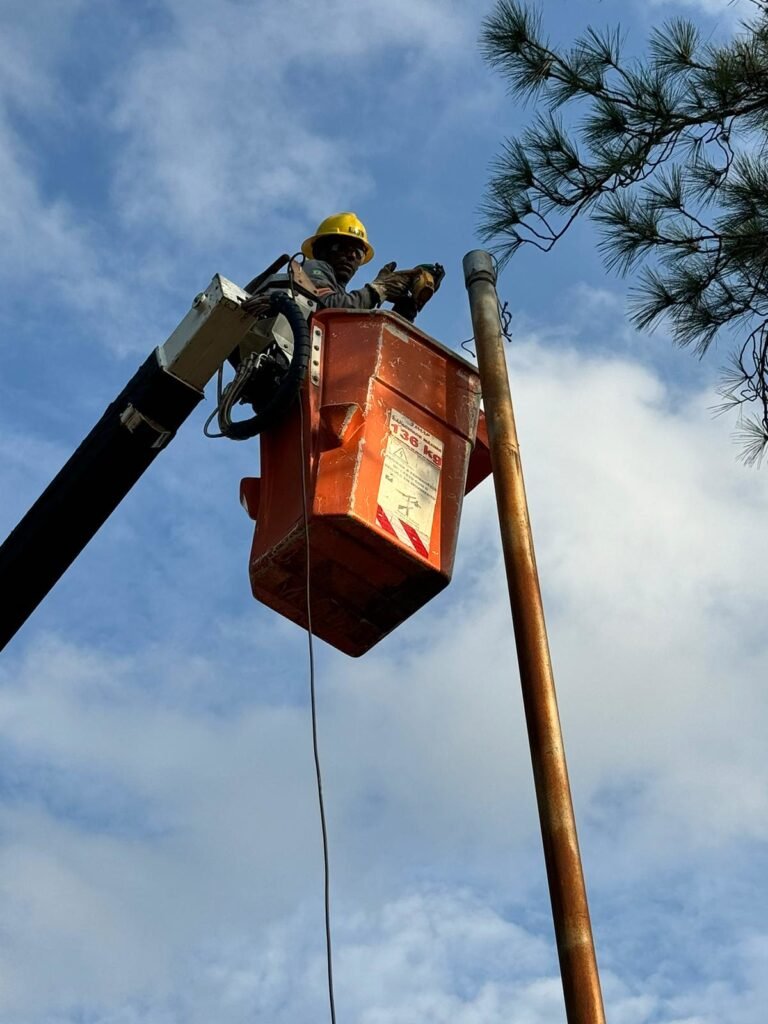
(375, 409), (443, 560)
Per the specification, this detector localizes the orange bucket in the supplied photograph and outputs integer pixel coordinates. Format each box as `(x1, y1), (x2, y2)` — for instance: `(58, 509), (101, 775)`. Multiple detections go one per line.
(240, 309), (490, 657)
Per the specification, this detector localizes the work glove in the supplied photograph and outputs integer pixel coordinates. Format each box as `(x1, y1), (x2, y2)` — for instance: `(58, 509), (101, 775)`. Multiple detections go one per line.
(369, 262), (418, 303)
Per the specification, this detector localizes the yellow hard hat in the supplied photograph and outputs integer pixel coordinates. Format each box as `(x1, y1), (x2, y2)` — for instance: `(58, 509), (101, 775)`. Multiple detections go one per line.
(302, 212), (374, 264)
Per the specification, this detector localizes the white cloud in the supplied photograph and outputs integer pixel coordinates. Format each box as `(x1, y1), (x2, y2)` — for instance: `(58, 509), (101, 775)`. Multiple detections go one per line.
(0, 113), (126, 315)
(502, 337), (768, 834)
(1, 0), (766, 1015)
(0, 316), (767, 1018)
(1, 887), (757, 1023)
(0, 0), (87, 110)
(648, 0), (746, 14)
(108, 0), (476, 248)
(0, 0), (493, 358)
(0, 2), (153, 352)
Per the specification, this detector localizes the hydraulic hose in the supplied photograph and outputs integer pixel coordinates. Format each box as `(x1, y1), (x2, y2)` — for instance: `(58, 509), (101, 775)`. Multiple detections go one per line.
(224, 290), (312, 440)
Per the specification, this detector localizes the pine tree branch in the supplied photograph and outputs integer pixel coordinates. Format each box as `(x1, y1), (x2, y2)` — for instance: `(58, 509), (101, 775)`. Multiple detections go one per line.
(480, 0), (768, 462)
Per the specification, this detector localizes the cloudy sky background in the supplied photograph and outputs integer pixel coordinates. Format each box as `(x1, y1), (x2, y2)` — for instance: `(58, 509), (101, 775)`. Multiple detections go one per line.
(1, 0), (766, 1021)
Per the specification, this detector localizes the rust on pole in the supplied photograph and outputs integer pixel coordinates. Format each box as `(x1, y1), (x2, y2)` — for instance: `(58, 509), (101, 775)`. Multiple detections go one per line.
(463, 250), (606, 1024)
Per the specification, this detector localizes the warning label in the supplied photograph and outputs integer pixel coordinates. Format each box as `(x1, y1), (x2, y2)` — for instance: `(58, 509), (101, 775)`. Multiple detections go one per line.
(375, 410), (443, 559)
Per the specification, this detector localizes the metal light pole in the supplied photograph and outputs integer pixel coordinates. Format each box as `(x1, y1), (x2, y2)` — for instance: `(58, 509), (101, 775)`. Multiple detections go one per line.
(463, 250), (606, 1024)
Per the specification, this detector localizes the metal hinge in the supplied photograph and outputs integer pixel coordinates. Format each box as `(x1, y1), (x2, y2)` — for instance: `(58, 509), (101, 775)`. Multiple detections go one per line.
(120, 404), (173, 449)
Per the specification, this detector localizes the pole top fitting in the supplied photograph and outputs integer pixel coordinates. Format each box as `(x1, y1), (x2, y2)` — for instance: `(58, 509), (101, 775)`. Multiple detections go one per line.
(463, 250), (497, 289)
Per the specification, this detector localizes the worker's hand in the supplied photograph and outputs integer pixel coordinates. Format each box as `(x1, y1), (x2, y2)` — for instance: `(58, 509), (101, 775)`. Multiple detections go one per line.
(370, 262), (418, 303)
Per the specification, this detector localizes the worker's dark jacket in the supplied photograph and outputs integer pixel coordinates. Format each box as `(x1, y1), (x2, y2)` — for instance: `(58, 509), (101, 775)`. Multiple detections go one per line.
(303, 259), (381, 310)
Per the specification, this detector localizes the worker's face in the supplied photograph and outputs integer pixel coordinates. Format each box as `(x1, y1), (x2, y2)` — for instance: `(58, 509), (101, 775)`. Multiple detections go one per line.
(316, 237), (367, 285)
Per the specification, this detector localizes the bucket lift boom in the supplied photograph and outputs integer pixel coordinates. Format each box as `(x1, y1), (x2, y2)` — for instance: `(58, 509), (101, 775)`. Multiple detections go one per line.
(0, 274), (283, 651)
(0, 271), (490, 654)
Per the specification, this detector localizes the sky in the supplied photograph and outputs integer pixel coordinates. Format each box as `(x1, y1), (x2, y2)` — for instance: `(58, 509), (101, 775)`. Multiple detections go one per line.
(0, 0), (766, 1022)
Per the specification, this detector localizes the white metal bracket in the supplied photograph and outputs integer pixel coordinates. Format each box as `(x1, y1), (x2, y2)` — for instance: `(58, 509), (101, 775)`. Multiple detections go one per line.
(310, 325), (323, 386)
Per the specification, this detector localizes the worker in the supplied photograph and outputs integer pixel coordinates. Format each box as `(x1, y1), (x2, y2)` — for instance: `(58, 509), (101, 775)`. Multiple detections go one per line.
(301, 212), (418, 310)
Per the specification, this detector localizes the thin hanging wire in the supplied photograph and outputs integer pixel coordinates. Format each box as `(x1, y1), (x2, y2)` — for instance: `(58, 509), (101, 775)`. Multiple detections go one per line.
(296, 302), (337, 1024)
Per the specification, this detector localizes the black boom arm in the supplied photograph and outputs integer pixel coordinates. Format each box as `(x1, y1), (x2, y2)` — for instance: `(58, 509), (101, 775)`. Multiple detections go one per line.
(0, 274), (260, 651)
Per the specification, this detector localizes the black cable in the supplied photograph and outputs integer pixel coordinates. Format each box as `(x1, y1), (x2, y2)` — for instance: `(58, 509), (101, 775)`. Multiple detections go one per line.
(298, 395), (338, 1024)
(285, 251), (306, 307)
(203, 289), (311, 441)
(459, 255), (511, 358)
(460, 337), (477, 360)
(458, 297), (513, 361)
(498, 299), (513, 343)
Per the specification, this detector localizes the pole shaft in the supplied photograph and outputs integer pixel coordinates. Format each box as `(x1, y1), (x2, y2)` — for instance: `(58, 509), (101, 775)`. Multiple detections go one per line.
(463, 251), (606, 1024)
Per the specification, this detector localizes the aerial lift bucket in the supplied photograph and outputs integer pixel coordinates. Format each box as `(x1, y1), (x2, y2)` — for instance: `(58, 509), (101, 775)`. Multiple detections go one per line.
(240, 308), (491, 657)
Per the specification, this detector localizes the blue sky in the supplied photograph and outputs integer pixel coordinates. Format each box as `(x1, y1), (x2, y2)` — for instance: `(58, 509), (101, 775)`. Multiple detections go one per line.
(0, 0), (767, 1021)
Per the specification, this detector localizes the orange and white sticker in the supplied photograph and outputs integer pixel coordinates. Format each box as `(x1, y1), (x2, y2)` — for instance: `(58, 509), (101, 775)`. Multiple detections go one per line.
(375, 410), (443, 560)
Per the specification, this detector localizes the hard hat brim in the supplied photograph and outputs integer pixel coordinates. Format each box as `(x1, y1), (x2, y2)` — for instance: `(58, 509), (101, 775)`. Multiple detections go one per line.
(301, 232), (374, 265)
